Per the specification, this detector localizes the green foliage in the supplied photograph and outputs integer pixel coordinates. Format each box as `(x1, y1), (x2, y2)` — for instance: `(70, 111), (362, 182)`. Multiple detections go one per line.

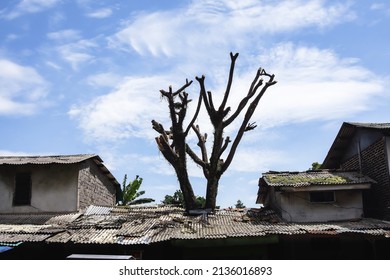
(309, 162), (322, 170)
(162, 190), (205, 208)
(235, 199), (246, 209)
(121, 175), (155, 205)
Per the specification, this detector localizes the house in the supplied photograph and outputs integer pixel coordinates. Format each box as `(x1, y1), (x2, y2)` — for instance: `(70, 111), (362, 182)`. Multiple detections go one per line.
(257, 170), (375, 222)
(0, 154), (120, 213)
(322, 122), (390, 220)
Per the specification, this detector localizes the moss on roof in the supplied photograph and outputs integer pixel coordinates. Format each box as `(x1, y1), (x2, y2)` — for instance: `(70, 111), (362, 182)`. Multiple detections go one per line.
(265, 173), (350, 186)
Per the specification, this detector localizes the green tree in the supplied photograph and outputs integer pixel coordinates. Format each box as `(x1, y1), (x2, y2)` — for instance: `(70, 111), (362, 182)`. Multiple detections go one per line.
(121, 175), (155, 205)
(309, 162), (322, 170)
(162, 190), (205, 208)
(152, 53), (277, 211)
(235, 199), (246, 209)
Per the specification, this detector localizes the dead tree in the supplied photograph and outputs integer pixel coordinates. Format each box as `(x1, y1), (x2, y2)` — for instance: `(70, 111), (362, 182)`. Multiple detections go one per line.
(152, 53), (277, 212)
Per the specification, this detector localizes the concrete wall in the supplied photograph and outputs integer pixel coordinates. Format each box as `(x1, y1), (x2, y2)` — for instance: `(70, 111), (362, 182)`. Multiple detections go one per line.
(275, 190), (364, 223)
(77, 159), (116, 209)
(0, 164), (78, 213)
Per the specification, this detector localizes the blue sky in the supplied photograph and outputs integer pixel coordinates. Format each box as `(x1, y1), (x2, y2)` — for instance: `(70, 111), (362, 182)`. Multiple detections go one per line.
(1, 0), (389, 208)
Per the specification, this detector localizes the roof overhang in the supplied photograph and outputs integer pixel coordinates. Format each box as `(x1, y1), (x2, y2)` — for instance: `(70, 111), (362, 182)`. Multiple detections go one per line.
(277, 183), (371, 192)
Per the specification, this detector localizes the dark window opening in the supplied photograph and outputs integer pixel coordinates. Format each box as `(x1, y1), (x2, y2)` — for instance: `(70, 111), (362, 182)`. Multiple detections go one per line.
(13, 173), (31, 206)
(309, 191), (335, 203)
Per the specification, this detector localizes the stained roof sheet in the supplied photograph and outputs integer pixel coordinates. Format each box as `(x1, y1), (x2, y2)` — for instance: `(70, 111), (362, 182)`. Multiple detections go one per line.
(2, 205), (390, 246)
(0, 154), (99, 165)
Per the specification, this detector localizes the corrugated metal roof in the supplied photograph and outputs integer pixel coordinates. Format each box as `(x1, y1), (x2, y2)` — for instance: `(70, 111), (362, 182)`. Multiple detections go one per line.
(0, 212), (80, 225)
(262, 170), (375, 188)
(3, 205), (390, 246)
(0, 154), (98, 165)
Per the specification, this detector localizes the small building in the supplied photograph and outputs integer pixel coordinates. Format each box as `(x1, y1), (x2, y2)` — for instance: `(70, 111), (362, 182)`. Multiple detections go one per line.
(0, 154), (120, 213)
(322, 122), (390, 220)
(257, 170), (375, 223)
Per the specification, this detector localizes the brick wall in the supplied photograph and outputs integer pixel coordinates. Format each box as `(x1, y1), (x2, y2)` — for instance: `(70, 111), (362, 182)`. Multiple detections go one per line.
(341, 137), (390, 220)
(77, 160), (116, 209)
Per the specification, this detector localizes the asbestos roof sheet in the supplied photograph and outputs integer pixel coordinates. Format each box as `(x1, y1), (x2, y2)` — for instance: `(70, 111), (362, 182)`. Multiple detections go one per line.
(47, 206), (390, 245)
(0, 154), (99, 165)
(0, 212), (80, 225)
(262, 170), (375, 188)
(3, 205), (390, 246)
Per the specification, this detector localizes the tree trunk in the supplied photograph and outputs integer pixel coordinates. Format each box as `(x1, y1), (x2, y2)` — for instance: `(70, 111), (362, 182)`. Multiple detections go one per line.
(205, 175), (220, 210)
(176, 167), (197, 210)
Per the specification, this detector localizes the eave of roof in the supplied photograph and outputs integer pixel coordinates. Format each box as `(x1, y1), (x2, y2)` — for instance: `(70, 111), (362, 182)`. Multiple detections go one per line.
(0, 154), (99, 165)
(322, 122), (390, 169)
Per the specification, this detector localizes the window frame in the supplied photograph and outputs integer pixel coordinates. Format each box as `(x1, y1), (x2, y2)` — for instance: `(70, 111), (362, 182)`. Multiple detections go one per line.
(309, 191), (335, 203)
(13, 172), (32, 206)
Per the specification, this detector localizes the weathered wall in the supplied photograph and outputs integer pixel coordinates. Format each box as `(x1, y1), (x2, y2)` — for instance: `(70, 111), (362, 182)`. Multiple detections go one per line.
(341, 137), (390, 220)
(340, 129), (384, 164)
(276, 190), (364, 223)
(77, 159), (116, 209)
(0, 164), (78, 213)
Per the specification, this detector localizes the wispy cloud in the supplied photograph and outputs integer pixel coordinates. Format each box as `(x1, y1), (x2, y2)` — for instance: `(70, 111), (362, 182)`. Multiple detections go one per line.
(109, 0), (354, 58)
(47, 29), (81, 42)
(85, 73), (123, 88)
(0, 59), (49, 116)
(56, 39), (97, 70)
(86, 7), (113, 18)
(71, 1), (382, 146)
(69, 75), (170, 141)
(253, 43), (384, 126)
(3, 0), (61, 20)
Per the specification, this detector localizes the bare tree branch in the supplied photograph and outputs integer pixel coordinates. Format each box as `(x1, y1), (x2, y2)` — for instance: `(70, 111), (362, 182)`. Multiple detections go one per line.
(221, 73), (277, 174)
(191, 124), (209, 165)
(184, 92), (203, 136)
(219, 52), (239, 113)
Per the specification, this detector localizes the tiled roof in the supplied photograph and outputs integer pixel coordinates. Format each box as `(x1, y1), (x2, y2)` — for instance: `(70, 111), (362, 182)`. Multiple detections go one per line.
(262, 170), (375, 188)
(2, 205), (390, 245)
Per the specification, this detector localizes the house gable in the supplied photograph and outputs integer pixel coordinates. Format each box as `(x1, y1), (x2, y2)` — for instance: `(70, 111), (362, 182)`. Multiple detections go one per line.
(258, 170), (374, 222)
(0, 154), (119, 213)
(321, 122), (390, 220)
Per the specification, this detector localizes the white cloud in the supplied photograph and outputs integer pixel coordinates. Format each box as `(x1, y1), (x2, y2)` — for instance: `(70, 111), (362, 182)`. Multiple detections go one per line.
(69, 75), (170, 141)
(3, 0), (61, 19)
(56, 39), (97, 70)
(109, 0), (354, 58)
(86, 8), (113, 18)
(86, 73), (123, 88)
(252, 43), (384, 126)
(0, 59), (49, 115)
(47, 29), (81, 42)
(228, 147), (287, 173)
